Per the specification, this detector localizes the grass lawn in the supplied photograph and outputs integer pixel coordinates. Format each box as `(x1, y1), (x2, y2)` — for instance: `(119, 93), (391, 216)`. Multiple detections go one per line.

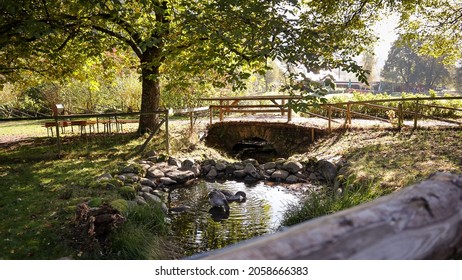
(1, 119), (462, 259)
(0, 120), (163, 259)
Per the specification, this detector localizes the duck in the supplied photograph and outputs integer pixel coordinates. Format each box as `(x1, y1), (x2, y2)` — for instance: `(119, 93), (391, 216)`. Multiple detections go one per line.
(219, 190), (247, 203)
(208, 189), (230, 213)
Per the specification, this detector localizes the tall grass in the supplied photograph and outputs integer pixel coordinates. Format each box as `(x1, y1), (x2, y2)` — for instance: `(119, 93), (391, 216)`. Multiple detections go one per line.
(281, 176), (391, 227)
(102, 203), (176, 260)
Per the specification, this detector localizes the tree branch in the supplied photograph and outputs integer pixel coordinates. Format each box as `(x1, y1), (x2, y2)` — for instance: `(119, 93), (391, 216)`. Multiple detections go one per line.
(91, 25), (143, 58)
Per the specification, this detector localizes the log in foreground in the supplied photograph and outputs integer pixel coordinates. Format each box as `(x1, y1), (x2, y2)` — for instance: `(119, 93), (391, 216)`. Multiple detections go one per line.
(194, 172), (462, 259)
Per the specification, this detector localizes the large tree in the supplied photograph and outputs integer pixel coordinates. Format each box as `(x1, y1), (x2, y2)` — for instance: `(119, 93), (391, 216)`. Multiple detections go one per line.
(381, 37), (451, 91)
(0, 0), (419, 132)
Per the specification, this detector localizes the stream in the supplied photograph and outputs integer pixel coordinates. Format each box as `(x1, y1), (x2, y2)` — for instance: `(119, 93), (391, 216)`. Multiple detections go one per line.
(167, 180), (303, 256)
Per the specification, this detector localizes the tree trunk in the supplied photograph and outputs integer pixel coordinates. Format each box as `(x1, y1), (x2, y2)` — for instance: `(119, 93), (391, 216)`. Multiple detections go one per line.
(138, 56), (161, 134)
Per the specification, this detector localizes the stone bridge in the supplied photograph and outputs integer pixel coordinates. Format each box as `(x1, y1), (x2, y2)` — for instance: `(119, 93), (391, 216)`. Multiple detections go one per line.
(205, 121), (326, 159)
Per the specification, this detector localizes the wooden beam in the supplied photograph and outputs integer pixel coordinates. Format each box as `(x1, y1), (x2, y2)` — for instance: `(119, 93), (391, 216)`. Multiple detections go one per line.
(192, 173), (462, 259)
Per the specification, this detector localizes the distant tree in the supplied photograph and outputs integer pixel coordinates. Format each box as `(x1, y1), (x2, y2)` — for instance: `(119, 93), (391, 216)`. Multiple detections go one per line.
(456, 66), (462, 92)
(381, 37), (451, 91)
(361, 49), (377, 85)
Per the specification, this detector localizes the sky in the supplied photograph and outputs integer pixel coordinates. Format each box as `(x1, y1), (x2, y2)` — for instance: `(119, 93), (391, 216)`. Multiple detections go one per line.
(372, 14), (400, 79)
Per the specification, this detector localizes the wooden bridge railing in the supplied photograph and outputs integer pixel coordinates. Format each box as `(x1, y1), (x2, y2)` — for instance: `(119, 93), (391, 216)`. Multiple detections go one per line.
(192, 172), (462, 259)
(202, 95), (462, 131)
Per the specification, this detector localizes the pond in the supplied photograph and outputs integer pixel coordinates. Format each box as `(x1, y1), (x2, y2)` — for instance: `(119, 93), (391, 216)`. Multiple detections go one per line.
(166, 180), (303, 257)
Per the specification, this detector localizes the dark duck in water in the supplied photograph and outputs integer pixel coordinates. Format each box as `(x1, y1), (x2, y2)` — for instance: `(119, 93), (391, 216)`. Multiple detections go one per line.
(219, 190), (247, 203)
(208, 189), (230, 213)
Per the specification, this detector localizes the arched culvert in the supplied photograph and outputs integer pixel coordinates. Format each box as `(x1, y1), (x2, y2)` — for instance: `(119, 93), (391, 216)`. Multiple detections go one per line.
(232, 137), (277, 162)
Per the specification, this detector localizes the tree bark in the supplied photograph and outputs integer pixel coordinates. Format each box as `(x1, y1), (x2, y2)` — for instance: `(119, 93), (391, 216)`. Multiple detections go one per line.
(138, 52), (162, 134)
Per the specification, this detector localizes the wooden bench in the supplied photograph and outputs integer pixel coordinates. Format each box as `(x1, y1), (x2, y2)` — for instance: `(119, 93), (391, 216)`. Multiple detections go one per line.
(70, 120), (97, 134)
(42, 121), (71, 137)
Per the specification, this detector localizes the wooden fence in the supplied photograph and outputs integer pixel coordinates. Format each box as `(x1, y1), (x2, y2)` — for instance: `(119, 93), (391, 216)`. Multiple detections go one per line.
(203, 95), (462, 131)
(0, 110), (170, 156)
(192, 172), (462, 259)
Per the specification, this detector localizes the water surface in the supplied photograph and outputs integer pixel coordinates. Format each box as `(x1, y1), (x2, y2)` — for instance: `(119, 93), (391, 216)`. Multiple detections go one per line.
(167, 180), (301, 256)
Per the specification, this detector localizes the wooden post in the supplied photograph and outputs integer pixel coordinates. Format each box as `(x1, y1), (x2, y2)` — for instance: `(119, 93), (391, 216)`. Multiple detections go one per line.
(281, 99), (286, 116)
(189, 110), (193, 133)
(209, 106), (213, 125)
(165, 112), (170, 154)
(193, 172), (462, 260)
(414, 100), (419, 129)
(54, 117), (62, 157)
(398, 103), (403, 130)
(328, 105), (332, 133)
(219, 100), (224, 121)
(287, 100), (292, 122)
(346, 102), (352, 126)
(311, 128), (315, 143)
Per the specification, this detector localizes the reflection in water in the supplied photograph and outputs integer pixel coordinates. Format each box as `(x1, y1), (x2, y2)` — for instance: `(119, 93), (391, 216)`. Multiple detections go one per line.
(167, 180), (301, 256)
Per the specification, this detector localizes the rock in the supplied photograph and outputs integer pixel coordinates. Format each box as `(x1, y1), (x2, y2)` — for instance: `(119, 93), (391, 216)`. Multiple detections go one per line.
(134, 195), (147, 205)
(215, 162), (227, 171)
(121, 165), (140, 174)
(233, 169), (247, 179)
(317, 160), (337, 184)
(202, 164), (212, 174)
(141, 186), (153, 193)
(309, 172), (318, 180)
(168, 156), (181, 167)
(123, 173), (139, 183)
(165, 170), (195, 183)
(140, 178), (156, 188)
(282, 161), (303, 173)
(271, 170), (289, 180)
(206, 167), (218, 179)
(233, 163), (244, 170)
(180, 159), (195, 170)
(169, 205), (191, 213)
(190, 164), (201, 177)
(243, 158), (259, 166)
(139, 164), (151, 171)
(96, 173), (112, 182)
(201, 159), (214, 166)
(265, 169), (276, 175)
(263, 162), (277, 170)
(142, 192), (162, 204)
(116, 175), (126, 182)
(244, 175), (259, 183)
(160, 203), (168, 214)
(145, 150), (157, 158)
(160, 177), (177, 185)
(286, 175), (299, 183)
(225, 165), (236, 175)
(244, 163), (257, 174)
(147, 167), (165, 178)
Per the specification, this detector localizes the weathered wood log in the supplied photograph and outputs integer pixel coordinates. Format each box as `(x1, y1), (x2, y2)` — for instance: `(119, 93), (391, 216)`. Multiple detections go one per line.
(194, 172), (462, 259)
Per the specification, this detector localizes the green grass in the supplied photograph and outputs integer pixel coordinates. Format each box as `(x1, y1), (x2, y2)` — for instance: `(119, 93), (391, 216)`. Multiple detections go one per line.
(284, 127), (462, 227)
(281, 176), (390, 227)
(0, 120), (171, 259)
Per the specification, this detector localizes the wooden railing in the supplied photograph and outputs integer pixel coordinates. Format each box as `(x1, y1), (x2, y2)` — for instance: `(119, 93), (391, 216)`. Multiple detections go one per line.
(0, 110), (170, 156)
(202, 95), (462, 131)
(322, 96), (462, 132)
(202, 95), (301, 124)
(191, 172), (462, 259)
